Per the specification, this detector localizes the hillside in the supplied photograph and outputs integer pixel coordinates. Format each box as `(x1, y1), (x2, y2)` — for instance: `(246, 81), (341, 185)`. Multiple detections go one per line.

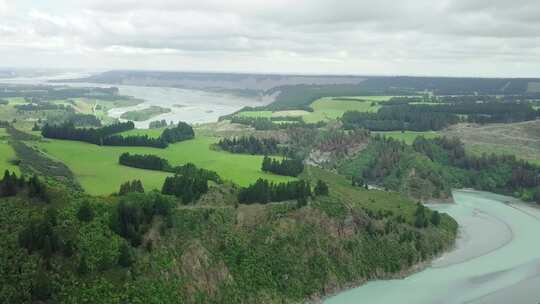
(0, 165), (457, 303)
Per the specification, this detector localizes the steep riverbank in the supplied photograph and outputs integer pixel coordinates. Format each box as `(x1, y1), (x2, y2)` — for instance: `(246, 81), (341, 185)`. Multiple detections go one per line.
(326, 190), (540, 304)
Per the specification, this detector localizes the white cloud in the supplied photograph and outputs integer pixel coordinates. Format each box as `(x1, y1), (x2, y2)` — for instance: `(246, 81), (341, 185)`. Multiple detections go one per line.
(0, 0), (539, 76)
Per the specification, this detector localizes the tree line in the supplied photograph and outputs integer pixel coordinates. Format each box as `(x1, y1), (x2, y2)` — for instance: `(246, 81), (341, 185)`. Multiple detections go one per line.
(342, 107), (459, 131)
(42, 121), (195, 148)
(262, 156), (304, 177)
(149, 120), (169, 129)
(41, 121), (135, 145)
(119, 180), (145, 195)
(217, 136), (285, 155)
(118, 153), (221, 185)
(231, 116), (324, 131)
(238, 178), (314, 205)
(0, 170), (49, 202)
(119, 153), (171, 171)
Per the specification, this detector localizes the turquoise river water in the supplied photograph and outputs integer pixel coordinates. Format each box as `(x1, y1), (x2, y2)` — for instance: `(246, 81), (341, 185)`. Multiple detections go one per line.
(326, 190), (540, 304)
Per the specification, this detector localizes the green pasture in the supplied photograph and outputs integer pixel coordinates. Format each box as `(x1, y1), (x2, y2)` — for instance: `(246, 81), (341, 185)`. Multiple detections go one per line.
(373, 131), (440, 145)
(120, 128), (166, 138)
(34, 134), (294, 195)
(0, 128), (19, 174)
(302, 97), (381, 123)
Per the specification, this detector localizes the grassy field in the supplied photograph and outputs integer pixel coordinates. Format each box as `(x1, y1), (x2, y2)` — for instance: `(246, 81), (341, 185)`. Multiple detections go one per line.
(120, 128), (166, 138)
(234, 96), (400, 123)
(236, 111), (273, 118)
(303, 97), (381, 123)
(442, 121), (540, 165)
(0, 128), (20, 174)
(34, 134), (294, 195)
(373, 131), (440, 145)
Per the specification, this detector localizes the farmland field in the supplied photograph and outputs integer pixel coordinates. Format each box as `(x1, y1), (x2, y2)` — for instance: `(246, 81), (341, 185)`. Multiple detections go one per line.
(120, 128), (166, 138)
(303, 97), (381, 123)
(236, 110), (273, 118)
(33, 134), (294, 195)
(0, 128), (20, 174)
(373, 131), (440, 145)
(234, 96), (400, 123)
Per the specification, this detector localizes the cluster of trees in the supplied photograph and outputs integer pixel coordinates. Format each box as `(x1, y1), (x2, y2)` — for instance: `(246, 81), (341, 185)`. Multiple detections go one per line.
(41, 121), (135, 145)
(103, 134), (168, 148)
(342, 107), (459, 131)
(15, 102), (69, 112)
(68, 114), (102, 127)
(161, 163), (220, 203)
(314, 180), (329, 196)
(118, 154), (221, 185)
(160, 122), (194, 144)
(344, 134), (540, 201)
(0, 99), (8, 105)
(119, 180), (145, 195)
(119, 153), (171, 171)
(18, 209), (62, 258)
(109, 193), (174, 246)
(230, 116), (324, 131)
(262, 156), (304, 177)
(149, 120), (169, 129)
(173, 163), (221, 184)
(0, 171), (49, 201)
(162, 174), (208, 204)
(217, 136), (284, 155)
(238, 179), (312, 204)
(414, 204), (441, 228)
(42, 120), (195, 148)
(412, 136), (540, 195)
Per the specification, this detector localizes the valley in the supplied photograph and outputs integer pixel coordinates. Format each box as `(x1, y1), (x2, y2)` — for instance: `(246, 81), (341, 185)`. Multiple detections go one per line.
(0, 71), (540, 303)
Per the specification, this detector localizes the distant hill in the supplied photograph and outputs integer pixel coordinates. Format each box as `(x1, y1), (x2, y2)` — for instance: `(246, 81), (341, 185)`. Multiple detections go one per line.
(59, 70), (366, 91)
(60, 70), (540, 110)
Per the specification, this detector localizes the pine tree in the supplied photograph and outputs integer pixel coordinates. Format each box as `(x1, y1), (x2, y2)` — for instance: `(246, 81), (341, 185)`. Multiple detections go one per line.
(118, 243), (134, 267)
(78, 257), (89, 275)
(314, 180), (329, 196)
(77, 201), (95, 222)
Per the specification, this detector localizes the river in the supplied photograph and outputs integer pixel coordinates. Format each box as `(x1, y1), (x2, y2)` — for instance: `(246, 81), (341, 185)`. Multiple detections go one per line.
(326, 190), (540, 304)
(1, 72), (267, 128)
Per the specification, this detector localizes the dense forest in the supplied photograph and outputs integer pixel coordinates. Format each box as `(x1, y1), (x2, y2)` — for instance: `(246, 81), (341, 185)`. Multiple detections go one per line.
(0, 171), (49, 201)
(339, 135), (540, 202)
(342, 102), (539, 131)
(0, 168), (457, 303)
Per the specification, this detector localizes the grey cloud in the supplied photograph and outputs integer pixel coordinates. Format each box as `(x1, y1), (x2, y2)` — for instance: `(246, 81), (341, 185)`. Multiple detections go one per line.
(0, 0), (540, 76)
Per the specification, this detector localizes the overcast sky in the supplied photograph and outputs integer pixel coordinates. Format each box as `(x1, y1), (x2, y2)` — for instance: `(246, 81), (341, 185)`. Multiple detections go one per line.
(1, 0), (539, 77)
